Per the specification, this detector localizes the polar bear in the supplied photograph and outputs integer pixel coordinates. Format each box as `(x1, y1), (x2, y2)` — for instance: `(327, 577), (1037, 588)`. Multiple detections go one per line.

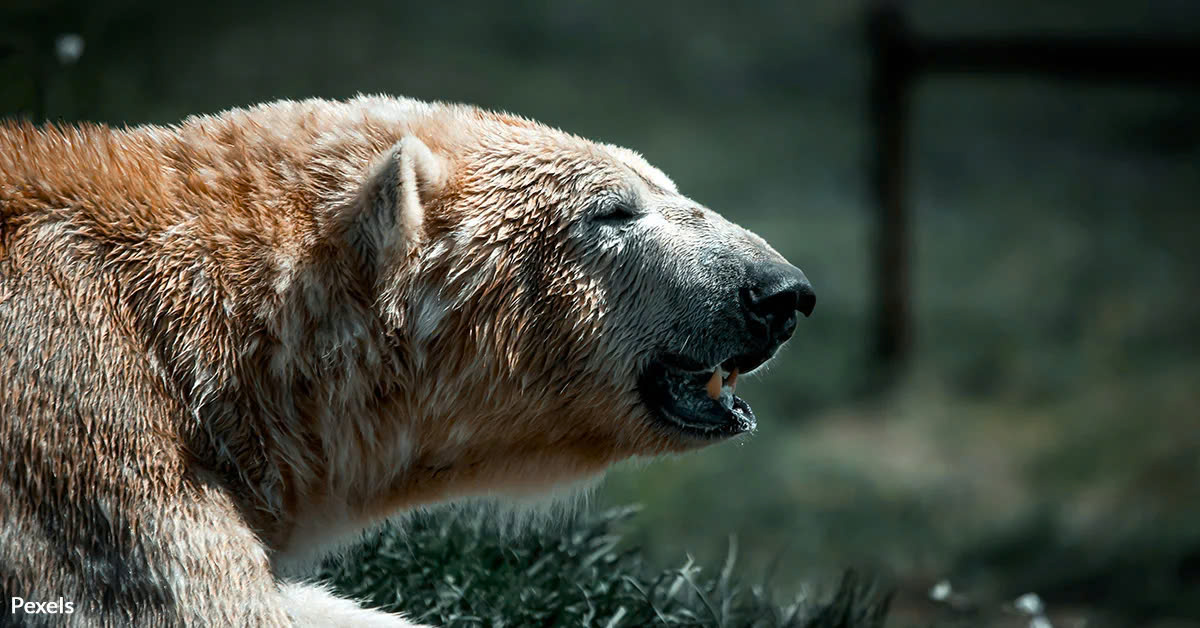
(0, 96), (813, 626)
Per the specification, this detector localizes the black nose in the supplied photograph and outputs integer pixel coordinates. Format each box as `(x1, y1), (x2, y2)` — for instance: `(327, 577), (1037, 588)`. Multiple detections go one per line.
(745, 261), (815, 344)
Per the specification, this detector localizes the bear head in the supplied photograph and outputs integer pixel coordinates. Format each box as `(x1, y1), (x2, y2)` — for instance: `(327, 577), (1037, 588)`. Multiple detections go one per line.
(342, 104), (814, 498)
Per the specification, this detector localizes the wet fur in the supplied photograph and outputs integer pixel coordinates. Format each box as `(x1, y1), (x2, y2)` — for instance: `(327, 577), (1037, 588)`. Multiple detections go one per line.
(0, 96), (785, 626)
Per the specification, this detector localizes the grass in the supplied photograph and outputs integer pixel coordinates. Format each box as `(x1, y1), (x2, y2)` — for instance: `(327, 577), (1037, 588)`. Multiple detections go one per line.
(320, 506), (892, 628)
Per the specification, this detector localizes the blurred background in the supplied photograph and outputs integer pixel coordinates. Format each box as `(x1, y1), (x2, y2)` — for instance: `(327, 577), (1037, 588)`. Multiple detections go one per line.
(4, 1), (1197, 625)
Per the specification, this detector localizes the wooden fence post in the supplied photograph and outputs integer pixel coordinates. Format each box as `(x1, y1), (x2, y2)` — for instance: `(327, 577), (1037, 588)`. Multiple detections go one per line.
(867, 3), (914, 382)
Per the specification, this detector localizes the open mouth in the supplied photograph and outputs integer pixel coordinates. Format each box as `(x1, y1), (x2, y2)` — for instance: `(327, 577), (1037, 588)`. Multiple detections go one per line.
(638, 351), (774, 440)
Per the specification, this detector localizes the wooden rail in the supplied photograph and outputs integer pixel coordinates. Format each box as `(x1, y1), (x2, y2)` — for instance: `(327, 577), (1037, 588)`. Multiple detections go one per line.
(865, 2), (1199, 381)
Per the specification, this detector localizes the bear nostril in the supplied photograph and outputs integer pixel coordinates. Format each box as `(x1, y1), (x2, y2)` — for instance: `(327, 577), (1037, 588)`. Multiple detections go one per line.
(796, 282), (815, 318)
(755, 290), (798, 322)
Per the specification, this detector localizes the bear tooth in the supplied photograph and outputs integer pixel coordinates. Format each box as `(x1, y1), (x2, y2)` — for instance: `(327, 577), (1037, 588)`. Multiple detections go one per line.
(728, 368), (739, 391)
(705, 369), (722, 400)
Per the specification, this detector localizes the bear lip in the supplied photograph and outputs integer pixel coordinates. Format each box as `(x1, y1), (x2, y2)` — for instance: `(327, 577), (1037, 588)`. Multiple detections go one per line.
(637, 357), (761, 441)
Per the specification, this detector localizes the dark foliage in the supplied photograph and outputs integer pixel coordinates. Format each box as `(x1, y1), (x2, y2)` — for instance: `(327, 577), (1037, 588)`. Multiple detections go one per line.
(320, 506), (891, 628)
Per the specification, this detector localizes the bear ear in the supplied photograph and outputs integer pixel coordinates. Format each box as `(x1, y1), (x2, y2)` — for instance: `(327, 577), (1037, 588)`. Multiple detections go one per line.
(346, 135), (449, 272)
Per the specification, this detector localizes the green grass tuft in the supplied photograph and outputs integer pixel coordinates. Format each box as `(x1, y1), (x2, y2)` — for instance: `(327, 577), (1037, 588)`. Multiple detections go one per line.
(320, 506), (891, 627)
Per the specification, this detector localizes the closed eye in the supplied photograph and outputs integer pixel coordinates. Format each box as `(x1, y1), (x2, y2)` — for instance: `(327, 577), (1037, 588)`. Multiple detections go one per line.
(594, 203), (638, 223)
